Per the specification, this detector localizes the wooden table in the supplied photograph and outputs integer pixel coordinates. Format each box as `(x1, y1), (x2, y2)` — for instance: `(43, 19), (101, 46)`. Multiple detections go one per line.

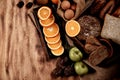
(0, 0), (120, 80)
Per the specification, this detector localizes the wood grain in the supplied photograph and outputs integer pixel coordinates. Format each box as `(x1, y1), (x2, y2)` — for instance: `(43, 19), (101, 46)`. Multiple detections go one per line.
(0, 0), (80, 80)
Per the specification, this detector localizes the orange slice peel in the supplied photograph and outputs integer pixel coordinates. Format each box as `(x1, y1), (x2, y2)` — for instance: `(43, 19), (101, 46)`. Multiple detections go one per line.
(51, 46), (64, 56)
(65, 20), (81, 37)
(43, 23), (59, 37)
(45, 33), (60, 44)
(39, 15), (55, 27)
(37, 6), (52, 20)
(47, 40), (62, 50)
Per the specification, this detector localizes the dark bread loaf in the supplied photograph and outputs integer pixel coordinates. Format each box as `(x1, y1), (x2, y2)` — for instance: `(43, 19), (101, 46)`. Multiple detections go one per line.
(77, 15), (101, 40)
(88, 46), (109, 66)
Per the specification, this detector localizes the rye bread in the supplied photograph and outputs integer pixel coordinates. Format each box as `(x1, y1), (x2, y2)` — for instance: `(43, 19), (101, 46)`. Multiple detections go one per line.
(88, 46), (109, 66)
(77, 15), (101, 40)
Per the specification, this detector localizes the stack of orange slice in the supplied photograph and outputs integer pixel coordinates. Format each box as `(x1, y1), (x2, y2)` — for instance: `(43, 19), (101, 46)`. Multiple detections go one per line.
(37, 6), (64, 56)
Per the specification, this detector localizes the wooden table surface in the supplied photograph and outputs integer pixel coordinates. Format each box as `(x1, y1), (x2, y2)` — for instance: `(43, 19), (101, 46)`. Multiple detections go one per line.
(0, 0), (120, 80)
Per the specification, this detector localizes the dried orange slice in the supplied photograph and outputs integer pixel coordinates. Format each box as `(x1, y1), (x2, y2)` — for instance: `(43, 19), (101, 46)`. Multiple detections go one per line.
(39, 15), (55, 27)
(47, 40), (62, 50)
(43, 23), (59, 37)
(51, 46), (64, 56)
(37, 6), (52, 20)
(45, 33), (60, 44)
(65, 20), (81, 37)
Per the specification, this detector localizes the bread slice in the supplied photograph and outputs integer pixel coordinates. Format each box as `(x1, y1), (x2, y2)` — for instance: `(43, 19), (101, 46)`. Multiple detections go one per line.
(101, 14), (120, 45)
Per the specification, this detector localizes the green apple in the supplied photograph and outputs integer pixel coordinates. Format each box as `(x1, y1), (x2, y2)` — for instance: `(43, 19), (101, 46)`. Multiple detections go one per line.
(69, 47), (83, 62)
(74, 61), (88, 75)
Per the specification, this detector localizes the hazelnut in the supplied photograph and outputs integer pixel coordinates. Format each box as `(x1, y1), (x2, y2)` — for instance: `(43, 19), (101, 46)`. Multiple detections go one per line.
(61, 0), (71, 10)
(64, 9), (74, 20)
